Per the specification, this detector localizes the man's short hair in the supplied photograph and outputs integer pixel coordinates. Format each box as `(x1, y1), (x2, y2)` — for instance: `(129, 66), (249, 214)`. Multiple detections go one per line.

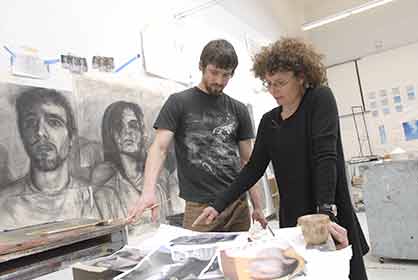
(199, 39), (238, 74)
(15, 87), (77, 139)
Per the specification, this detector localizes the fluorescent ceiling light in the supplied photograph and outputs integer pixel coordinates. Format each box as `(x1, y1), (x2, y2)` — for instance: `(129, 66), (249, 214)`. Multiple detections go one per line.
(302, 0), (395, 31)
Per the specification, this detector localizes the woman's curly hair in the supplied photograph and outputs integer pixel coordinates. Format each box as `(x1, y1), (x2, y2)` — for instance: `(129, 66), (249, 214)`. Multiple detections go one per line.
(252, 37), (327, 88)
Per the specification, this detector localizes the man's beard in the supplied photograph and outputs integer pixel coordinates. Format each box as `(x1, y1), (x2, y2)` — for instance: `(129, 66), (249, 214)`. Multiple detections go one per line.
(205, 82), (224, 96)
(29, 142), (68, 172)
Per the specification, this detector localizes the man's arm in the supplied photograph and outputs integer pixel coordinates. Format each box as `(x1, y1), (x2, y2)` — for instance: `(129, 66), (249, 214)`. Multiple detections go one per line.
(239, 139), (268, 228)
(127, 128), (174, 223)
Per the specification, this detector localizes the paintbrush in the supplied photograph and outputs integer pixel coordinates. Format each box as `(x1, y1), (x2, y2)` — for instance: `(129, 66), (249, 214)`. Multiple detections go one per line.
(266, 223), (276, 237)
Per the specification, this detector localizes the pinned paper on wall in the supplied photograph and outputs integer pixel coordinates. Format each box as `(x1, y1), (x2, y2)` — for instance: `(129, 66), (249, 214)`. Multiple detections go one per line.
(61, 55), (88, 73)
(393, 95), (401, 104)
(402, 120), (418, 141)
(378, 125), (387, 144)
(406, 85), (416, 100)
(141, 22), (191, 85)
(391, 87), (400, 96)
(10, 47), (50, 79)
(369, 101), (377, 109)
(368, 91), (376, 99)
(379, 89), (388, 98)
(92, 56), (114, 72)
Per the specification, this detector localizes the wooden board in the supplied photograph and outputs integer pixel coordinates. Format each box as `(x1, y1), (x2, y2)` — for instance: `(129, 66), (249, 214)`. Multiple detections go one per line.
(0, 219), (127, 280)
(0, 219), (125, 258)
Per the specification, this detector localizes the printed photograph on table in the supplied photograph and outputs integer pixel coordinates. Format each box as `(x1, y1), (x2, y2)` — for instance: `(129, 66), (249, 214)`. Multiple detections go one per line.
(87, 246), (147, 272)
(115, 244), (209, 280)
(402, 120), (418, 141)
(219, 244), (305, 280)
(115, 232), (240, 280)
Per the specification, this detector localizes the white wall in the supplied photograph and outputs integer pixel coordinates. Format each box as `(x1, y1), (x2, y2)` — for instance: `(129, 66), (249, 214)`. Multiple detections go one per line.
(0, 0), (294, 129)
(303, 0), (418, 66)
(358, 42), (418, 155)
(325, 41), (418, 159)
(326, 62), (366, 159)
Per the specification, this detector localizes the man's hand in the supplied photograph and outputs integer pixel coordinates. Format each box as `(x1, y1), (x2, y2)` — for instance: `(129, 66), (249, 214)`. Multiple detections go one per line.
(192, 206), (219, 227)
(252, 208), (268, 229)
(127, 192), (158, 224)
(328, 222), (349, 250)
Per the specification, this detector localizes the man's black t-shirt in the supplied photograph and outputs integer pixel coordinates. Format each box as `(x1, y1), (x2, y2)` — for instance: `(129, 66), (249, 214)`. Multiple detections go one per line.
(154, 87), (254, 203)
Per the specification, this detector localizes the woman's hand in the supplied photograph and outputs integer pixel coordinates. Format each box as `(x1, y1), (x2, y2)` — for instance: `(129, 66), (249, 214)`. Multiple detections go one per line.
(192, 206), (219, 227)
(328, 222), (349, 250)
(252, 208), (268, 229)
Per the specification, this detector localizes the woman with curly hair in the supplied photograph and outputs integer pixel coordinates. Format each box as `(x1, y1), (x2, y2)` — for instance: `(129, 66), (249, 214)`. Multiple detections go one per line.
(194, 37), (369, 279)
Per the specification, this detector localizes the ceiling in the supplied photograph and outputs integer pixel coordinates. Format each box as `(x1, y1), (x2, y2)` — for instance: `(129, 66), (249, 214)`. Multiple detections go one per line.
(298, 0), (418, 66)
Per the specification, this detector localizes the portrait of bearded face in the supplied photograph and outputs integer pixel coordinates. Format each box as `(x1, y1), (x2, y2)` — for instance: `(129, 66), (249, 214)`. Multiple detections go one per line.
(20, 102), (72, 171)
(16, 88), (76, 172)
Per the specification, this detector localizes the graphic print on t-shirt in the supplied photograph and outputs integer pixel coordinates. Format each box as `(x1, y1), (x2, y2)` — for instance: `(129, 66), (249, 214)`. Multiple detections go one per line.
(183, 109), (241, 179)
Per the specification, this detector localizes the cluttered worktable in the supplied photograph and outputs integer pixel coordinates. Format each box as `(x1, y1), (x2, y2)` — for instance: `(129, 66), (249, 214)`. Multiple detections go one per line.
(0, 220), (353, 280)
(71, 223), (353, 280)
(0, 219), (127, 280)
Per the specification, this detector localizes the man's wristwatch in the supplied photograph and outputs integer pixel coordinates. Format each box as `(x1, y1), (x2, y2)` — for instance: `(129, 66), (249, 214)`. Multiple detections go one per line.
(317, 203), (338, 222)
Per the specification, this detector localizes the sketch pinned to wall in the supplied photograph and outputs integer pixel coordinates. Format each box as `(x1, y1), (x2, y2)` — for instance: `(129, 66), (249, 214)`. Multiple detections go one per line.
(406, 85), (416, 100)
(378, 125), (387, 144)
(372, 110), (379, 117)
(73, 76), (182, 232)
(141, 22), (191, 85)
(402, 120), (418, 141)
(0, 83), (100, 229)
